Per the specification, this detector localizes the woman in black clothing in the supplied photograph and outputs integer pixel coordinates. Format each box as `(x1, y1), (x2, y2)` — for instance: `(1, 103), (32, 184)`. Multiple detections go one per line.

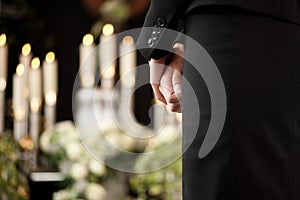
(137, 1), (300, 199)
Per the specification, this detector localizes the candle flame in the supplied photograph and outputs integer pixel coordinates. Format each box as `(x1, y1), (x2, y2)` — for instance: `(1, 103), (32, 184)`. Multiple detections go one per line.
(30, 98), (41, 113)
(0, 34), (6, 46)
(102, 64), (115, 79)
(14, 107), (26, 121)
(31, 57), (40, 69)
(45, 90), (57, 106)
(102, 24), (114, 36)
(46, 52), (55, 63)
(0, 78), (6, 91)
(22, 43), (31, 56)
(16, 64), (25, 76)
(83, 34), (94, 46)
(122, 36), (134, 46)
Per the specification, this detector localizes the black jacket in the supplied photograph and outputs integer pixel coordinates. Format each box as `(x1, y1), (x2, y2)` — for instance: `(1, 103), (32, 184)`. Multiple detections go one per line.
(137, 0), (300, 60)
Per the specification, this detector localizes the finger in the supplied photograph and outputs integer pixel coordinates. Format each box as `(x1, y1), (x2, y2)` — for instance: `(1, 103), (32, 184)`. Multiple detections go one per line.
(159, 84), (173, 104)
(172, 70), (182, 95)
(159, 66), (174, 100)
(151, 83), (167, 104)
(167, 102), (182, 113)
(173, 43), (184, 57)
(149, 61), (165, 85)
(168, 93), (182, 104)
(167, 93), (182, 113)
(160, 66), (174, 90)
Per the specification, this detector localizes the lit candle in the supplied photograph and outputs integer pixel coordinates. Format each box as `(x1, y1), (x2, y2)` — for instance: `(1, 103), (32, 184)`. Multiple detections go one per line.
(119, 36), (137, 88)
(13, 64), (26, 141)
(0, 34), (8, 89)
(13, 64), (26, 118)
(43, 52), (58, 130)
(43, 52), (58, 104)
(79, 34), (96, 88)
(29, 57), (42, 109)
(0, 34), (8, 133)
(100, 24), (117, 89)
(118, 36), (137, 125)
(29, 57), (42, 150)
(19, 43), (32, 98)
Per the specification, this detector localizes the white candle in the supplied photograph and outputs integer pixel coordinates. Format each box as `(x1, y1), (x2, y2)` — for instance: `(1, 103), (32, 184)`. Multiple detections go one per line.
(0, 34), (8, 134)
(19, 43), (32, 98)
(30, 112), (40, 150)
(100, 24), (117, 89)
(43, 52), (58, 129)
(13, 64), (26, 115)
(13, 64), (26, 141)
(79, 34), (96, 88)
(119, 36), (137, 88)
(43, 52), (58, 104)
(29, 57), (42, 110)
(0, 34), (8, 89)
(0, 92), (4, 133)
(29, 58), (42, 150)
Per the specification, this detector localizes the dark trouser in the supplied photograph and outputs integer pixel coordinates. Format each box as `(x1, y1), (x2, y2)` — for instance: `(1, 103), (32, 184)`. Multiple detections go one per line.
(181, 5), (300, 200)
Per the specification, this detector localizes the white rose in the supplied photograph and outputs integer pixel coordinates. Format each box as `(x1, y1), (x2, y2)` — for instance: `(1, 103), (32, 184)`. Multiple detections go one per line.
(88, 159), (106, 177)
(99, 122), (118, 134)
(119, 133), (136, 151)
(105, 131), (136, 151)
(39, 131), (61, 153)
(85, 183), (106, 200)
(54, 121), (75, 133)
(59, 160), (73, 177)
(55, 121), (78, 143)
(53, 189), (77, 200)
(70, 163), (88, 181)
(149, 125), (178, 148)
(66, 142), (83, 160)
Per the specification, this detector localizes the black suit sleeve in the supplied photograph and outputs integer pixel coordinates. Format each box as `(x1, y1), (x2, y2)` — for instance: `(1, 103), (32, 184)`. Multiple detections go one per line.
(136, 0), (191, 61)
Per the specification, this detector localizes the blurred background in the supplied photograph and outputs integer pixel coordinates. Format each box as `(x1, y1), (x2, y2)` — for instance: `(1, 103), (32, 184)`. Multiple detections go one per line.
(0, 0), (152, 124)
(0, 1), (183, 200)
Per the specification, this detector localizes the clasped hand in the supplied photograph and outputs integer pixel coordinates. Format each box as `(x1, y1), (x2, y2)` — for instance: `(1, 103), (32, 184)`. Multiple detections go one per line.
(149, 43), (184, 113)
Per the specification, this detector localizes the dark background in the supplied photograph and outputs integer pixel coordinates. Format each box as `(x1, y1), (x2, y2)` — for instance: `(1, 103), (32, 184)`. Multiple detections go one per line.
(0, 0), (152, 125)
(1, 1), (152, 199)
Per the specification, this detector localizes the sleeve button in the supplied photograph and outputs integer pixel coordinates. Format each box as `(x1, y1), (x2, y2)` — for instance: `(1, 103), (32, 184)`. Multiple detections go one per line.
(147, 38), (155, 47)
(151, 31), (158, 40)
(156, 17), (166, 27)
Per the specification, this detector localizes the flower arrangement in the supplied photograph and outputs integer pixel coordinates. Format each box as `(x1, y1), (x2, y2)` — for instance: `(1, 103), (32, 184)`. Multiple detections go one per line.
(0, 132), (29, 200)
(39, 119), (182, 200)
(129, 125), (182, 200)
(40, 121), (109, 200)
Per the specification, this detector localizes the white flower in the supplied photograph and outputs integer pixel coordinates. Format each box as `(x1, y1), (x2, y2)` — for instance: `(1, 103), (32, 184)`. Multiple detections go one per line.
(73, 180), (88, 193)
(66, 142), (84, 160)
(55, 121), (78, 143)
(39, 132), (51, 152)
(105, 130), (136, 151)
(53, 189), (77, 200)
(70, 162), (88, 181)
(59, 160), (73, 177)
(99, 122), (118, 134)
(88, 159), (106, 177)
(85, 183), (106, 200)
(119, 133), (136, 151)
(148, 125), (178, 148)
(39, 131), (61, 153)
(55, 121), (75, 133)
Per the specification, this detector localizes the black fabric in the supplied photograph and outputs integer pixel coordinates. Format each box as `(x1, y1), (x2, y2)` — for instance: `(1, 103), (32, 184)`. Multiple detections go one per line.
(181, 5), (300, 200)
(137, 0), (300, 60)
